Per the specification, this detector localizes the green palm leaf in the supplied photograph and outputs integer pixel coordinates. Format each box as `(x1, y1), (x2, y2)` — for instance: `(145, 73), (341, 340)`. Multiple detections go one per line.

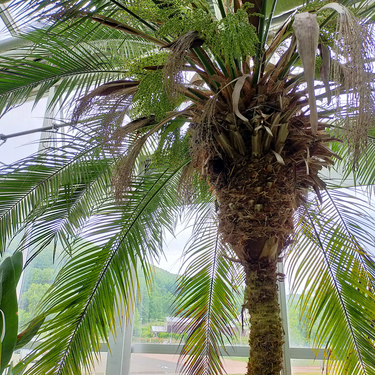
(174, 203), (244, 375)
(331, 135), (375, 188)
(16, 164), (187, 375)
(289, 189), (375, 374)
(0, 22), (153, 115)
(0, 137), (111, 253)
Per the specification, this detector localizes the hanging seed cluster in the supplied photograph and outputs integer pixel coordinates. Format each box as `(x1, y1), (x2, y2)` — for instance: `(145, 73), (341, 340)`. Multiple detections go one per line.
(190, 80), (337, 262)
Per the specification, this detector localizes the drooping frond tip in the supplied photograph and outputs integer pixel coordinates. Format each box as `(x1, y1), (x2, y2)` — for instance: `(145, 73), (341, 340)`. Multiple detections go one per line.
(293, 5), (375, 164)
(320, 3), (375, 165)
(293, 13), (320, 136)
(162, 31), (203, 96)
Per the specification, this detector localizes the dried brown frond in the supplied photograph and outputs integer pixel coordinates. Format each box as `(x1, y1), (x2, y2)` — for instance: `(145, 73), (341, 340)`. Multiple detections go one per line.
(112, 134), (148, 201)
(108, 116), (156, 153)
(72, 80), (139, 124)
(177, 162), (196, 205)
(112, 111), (189, 201)
(189, 95), (226, 175)
(163, 31), (201, 96)
(71, 81), (140, 155)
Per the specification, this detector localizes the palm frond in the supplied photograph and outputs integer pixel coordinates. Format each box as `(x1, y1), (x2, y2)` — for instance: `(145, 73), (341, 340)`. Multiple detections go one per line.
(9, 0), (165, 47)
(174, 203), (244, 375)
(0, 25), (152, 115)
(16, 163), (187, 375)
(289, 189), (375, 374)
(330, 136), (375, 189)
(0, 134), (112, 254)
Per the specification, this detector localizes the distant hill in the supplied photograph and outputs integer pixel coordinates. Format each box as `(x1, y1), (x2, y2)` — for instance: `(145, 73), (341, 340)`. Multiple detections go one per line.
(137, 265), (178, 323)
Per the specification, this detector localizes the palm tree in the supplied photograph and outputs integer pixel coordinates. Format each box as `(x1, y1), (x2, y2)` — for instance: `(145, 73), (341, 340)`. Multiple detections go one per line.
(1, 1), (375, 374)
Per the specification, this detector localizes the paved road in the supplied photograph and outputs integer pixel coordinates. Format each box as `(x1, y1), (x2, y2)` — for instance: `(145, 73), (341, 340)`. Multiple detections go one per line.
(130, 354), (247, 375)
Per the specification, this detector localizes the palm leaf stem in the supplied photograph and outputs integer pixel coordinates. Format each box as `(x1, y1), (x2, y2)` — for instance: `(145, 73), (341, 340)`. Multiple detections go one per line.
(216, 0), (227, 19)
(253, 0), (268, 85)
(185, 56), (218, 91)
(284, 72), (304, 88)
(84, 13), (167, 47)
(214, 55), (231, 79)
(191, 48), (220, 90)
(278, 52), (299, 80)
(182, 89), (204, 102)
(107, 0), (158, 32)
(304, 205), (366, 374)
(264, 0), (279, 49)
(186, 88), (209, 101)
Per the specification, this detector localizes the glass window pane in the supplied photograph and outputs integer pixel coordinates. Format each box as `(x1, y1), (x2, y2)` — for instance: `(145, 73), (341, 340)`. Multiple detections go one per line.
(291, 359), (322, 374)
(222, 357), (247, 375)
(82, 353), (108, 375)
(130, 353), (179, 374)
(287, 296), (313, 348)
(0, 99), (48, 165)
(0, 17), (12, 40)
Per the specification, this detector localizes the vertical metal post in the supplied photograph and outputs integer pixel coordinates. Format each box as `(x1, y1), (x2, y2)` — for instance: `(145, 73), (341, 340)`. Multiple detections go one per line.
(105, 309), (135, 375)
(278, 261), (292, 375)
(106, 265), (136, 375)
(38, 87), (56, 153)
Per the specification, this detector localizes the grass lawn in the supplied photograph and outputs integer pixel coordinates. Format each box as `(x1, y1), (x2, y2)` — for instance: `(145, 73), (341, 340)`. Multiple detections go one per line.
(226, 357), (248, 362)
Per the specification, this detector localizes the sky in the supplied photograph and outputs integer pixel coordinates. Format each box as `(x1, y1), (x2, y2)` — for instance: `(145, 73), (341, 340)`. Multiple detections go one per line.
(0, 99), (48, 166)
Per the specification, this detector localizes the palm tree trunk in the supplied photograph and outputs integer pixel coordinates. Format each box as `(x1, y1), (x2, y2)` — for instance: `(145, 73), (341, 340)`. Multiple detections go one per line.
(206, 157), (292, 374)
(244, 258), (283, 375)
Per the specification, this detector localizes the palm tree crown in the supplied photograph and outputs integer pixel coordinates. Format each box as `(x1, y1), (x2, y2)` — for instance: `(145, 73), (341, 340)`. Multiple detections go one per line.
(1, 0), (375, 374)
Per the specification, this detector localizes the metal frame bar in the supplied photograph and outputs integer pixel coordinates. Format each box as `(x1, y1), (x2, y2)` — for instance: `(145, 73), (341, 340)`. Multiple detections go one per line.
(0, 123), (69, 142)
(279, 261), (292, 374)
(0, 4), (20, 36)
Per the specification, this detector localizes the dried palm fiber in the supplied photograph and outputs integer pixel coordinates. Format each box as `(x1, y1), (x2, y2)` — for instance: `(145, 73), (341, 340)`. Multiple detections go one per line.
(112, 110), (192, 200)
(70, 80), (157, 201)
(72, 80), (139, 124)
(112, 133), (151, 201)
(162, 31), (202, 96)
(176, 161), (197, 203)
(319, 4), (375, 164)
(71, 81), (139, 153)
(189, 94), (225, 172)
(189, 74), (337, 263)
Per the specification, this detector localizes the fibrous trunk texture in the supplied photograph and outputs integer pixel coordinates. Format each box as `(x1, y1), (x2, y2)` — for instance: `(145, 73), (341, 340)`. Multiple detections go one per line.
(244, 259), (283, 375)
(210, 159), (289, 374)
(202, 155), (291, 374)
(214, 158), (295, 262)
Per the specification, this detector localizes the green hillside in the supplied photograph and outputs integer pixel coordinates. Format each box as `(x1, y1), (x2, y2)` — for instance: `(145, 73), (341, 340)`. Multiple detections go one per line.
(136, 266), (177, 323)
